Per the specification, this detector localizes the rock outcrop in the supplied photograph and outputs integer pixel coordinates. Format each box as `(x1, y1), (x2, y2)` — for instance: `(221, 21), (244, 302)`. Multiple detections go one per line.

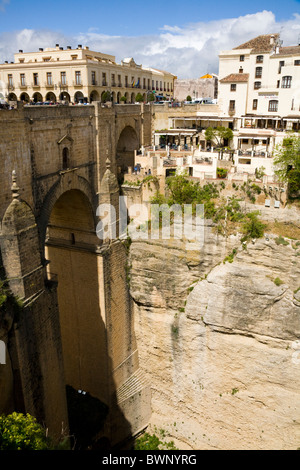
(129, 222), (300, 449)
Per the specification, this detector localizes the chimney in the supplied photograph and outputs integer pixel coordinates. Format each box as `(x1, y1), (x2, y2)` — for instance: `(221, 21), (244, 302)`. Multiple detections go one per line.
(39, 48), (43, 51)
(56, 44), (60, 50)
(67, 46), (72, 49)
(19, 49), (23, 53)
(59, 47), (63, 50)
(84, 46), (89, 50)
(270, 35), (275, 45)
(78, 44), (82, 49)
(5, 61), (8, 64)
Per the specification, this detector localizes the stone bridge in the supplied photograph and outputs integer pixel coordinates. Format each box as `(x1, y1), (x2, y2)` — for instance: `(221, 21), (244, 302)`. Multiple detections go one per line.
(0, 102), (152, 448)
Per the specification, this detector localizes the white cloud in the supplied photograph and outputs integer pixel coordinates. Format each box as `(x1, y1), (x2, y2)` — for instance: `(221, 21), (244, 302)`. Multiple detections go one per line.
(0, 10), (299, 78)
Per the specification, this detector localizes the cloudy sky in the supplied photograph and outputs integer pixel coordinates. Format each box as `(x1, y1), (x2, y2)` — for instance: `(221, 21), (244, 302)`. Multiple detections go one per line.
(0, 0), (300, 78)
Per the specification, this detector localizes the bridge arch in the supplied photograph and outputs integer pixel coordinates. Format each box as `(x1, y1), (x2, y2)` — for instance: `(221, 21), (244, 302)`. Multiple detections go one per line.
(41, 175), (109, 407)
(116, 125), (139, 173)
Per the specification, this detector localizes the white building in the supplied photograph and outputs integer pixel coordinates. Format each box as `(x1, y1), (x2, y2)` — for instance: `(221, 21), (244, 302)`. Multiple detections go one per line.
(218, 33), (300, 163)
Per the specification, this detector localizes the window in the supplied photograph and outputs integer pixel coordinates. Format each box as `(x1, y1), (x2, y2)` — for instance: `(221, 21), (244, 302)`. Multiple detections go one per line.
(277, 80), (280, 88)
(118, 74), (122, 86)
(143, 78), (146, 89)
(75, 71), (81, 85)
(256, 55), (264, 63)
(156, 80), (158, 90)
(111, 73), (115, 86)
(252, 99), (258, 110)
(47, 72), (52, 85)
(125, 75), (128, 87)
(254, 81), (261, 89)
(8, 74), (13, 87)
(33, 73), (39, 86)
(230, 83), (236, 91)
(255, 67), (262, 78)
(278, 61), (284, 73)
(91, 71), (96, 85)
(62, 147), (69, 170)
(20, 73), (26, 86)
(229, 100), (235, 111)
(239, 67), (243, 73)
(102, 72), (106, 86)
(61, 71), (66, 85)
(291, 99), (295, 111)
(281, 76), (292, 88)
(240, 55), (245, 61)
(268, 100), (278, 112)
(294, 60), (300, 66)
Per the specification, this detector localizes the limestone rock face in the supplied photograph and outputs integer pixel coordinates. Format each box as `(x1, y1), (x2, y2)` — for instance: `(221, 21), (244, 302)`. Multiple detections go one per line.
(129, 227), (300, 450)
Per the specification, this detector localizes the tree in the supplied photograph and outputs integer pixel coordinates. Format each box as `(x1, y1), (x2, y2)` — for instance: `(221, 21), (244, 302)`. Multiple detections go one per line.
(205, 126), (234, 148)
(120, 95), (127, 103)
(147, 93), (154, 102)
(241, 211), (266, 241)
(0, 412), (50, 450)
(186, 95), (192, 101)
(135, 93), (143, 103)
(273, 134), (300, 197)
(101, 91), (111, 103)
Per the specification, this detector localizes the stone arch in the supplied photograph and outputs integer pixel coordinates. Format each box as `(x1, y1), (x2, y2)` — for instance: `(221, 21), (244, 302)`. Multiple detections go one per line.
(20, 92), (30, 103)
(111, 91), (116, 103)
(45, 91), (56, 102)
(33, 92), (43, 103)
(38, 171), (96, 249)
(44, 186), (109, 406)
(59, 91), (70, 102)
(116, 125), (139, 172)
(90, 90), (99, 102)
(131, 92), (135, 104)
(124, 92), (129, 103)
(117, 92), (121, 104)
(74, 91), (84, 103)
(8, 93), (17, 101)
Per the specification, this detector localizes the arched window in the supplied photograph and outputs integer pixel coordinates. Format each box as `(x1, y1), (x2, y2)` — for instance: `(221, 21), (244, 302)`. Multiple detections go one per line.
(282, 76), (292, 88)
(62, 147), (69, 170)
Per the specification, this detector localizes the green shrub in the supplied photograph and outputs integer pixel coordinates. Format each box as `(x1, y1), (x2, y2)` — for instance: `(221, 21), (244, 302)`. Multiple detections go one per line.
(274, 277), (284, 286)
(241, 211), (266, 241)
(275, 235), (289, 246)
(134, 431), (178, 450)
(0, 413), (50, 450)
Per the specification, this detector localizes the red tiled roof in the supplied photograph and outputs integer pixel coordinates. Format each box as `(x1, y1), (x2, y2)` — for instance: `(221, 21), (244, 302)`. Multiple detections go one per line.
(276, 45), (300, 56)
(220, 73), (249, 83)
(233, 34), (280, 53)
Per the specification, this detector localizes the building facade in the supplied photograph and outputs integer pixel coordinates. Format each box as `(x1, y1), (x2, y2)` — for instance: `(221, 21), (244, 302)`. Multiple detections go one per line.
(174, 73), (218, 102)
(0, 44), (176, 104)
(218, 33), (300, 156)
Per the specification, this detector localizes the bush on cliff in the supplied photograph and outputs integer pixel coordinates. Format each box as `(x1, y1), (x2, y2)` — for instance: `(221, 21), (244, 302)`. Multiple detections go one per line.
(0, 412), (50, 450)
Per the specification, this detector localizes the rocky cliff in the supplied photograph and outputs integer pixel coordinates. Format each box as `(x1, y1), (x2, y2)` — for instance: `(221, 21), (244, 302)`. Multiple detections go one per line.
(129, 221), (300, 449)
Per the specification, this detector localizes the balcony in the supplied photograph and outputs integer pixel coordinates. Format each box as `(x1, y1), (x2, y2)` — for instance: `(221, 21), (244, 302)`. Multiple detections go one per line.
(7, 84), (15, 91)
(58, 81), (68, 88)
(19, 82), (27, 89)
(111, 82), (116, 87)
(44, 81), (54, 88)
(228, 108), (235, 116)
(102, 80), (107, 86)
(73, 81), (83, 87)
(31, 82), (40, 88)
(91, 80), (98, 86)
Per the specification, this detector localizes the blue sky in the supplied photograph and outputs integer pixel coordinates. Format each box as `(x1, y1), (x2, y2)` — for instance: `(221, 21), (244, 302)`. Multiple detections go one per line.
(0, 0), (300, 77)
